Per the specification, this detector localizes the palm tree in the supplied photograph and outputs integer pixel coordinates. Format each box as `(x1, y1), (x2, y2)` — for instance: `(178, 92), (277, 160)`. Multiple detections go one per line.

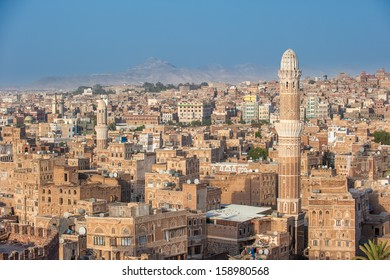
(355, 240), (390, 260)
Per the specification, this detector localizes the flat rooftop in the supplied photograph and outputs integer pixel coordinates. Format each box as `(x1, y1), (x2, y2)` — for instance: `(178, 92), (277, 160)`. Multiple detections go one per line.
(206, 204), (272, 223)
(0, 241), (33, 254)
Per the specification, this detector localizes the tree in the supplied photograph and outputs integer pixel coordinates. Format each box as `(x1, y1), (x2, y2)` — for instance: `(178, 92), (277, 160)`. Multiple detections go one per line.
(134, 125), (145, 131)
(203, 119), (211, 126)
(108, 122), (116, 131)
(255, 131), (261, 138)
(355, 240), (390, 260)
(191, 120), (202, 127)
(248, 147), (268, 160)
(373, 130), (390, 145)
(226, 119), (233, 125)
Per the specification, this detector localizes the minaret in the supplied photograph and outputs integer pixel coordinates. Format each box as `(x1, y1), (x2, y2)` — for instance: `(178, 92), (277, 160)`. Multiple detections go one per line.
(52, 93), (58, 114)
(59, 95), (64, 116)
(95, 99), (109, 150)
(274, 49), (305, 255)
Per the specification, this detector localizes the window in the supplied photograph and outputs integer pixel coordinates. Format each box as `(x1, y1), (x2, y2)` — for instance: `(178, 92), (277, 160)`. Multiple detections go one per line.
(139, 235), (147, 245)
(120, 238), (131, 246)
(313, 240), (318, 246)
(325, 240), (330, 246)
(336, 220), (341, 226)
(344, 220), (349, 226)
(64, 173), (68, 182)
(110, 238), (117, 246)
(93, 236), (105, 246)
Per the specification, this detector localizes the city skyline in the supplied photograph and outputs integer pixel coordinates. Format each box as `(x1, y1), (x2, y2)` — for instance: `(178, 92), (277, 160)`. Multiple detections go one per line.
(0, 0), (390, 86)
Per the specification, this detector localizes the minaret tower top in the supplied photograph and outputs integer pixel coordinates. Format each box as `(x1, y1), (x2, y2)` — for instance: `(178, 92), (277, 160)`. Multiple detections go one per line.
(278, 49), (302, 122)
(280, 49), (299, 71)
(97, 99), (108, 126)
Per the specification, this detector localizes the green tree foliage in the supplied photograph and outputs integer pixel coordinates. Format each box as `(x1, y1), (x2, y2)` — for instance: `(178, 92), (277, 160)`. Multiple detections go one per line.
(248, 147), (268, 160)
(143, 82), (177, 92)
(226, 119), (233, 125)
(255, 131), (261, 138)
(373, 130), (390, 145)
(72, 85), (115, 95)
(355, 240), (390, 260)
(108, 122), (116, 131)
(134, 125), (145, 131)
(191, 120), (202, 127)
(203, 119), (211, 126)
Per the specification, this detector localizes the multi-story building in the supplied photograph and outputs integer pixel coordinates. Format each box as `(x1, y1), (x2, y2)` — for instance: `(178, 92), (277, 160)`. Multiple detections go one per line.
(258, 103), (272, 122)
(307, 184), (370, 260)
(241, 95), (259, 124)
(177, 102), (212, 124)
(86, 202), (189, 260)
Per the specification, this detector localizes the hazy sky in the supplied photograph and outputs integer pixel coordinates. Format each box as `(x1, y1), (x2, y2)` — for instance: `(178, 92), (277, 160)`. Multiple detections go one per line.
(0, 0), (389, 86)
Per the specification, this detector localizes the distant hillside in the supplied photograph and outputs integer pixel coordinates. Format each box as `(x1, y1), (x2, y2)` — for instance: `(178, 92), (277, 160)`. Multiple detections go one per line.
(28, 57), (277, 90)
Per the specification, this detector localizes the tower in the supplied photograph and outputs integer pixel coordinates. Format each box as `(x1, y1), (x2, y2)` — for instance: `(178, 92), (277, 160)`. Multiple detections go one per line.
(52, 93), (58, 115)
(95, 99), (109, 150)
(59, 94), (64, 116)
(274, 49), (305, 255)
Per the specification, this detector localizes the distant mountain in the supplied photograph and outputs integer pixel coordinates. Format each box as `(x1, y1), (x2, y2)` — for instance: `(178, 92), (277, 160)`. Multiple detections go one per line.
(28, 57), (277, 90)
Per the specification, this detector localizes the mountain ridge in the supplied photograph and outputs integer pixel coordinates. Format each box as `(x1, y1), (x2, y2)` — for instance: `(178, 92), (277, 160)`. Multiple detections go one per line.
(28, 58), (277, 90)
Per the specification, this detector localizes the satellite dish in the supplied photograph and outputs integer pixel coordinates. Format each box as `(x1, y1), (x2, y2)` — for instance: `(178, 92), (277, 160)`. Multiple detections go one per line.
(79, 227), (86, 236)
(109, 173), (114, 178)
(63, 212), (71, 219)
(194, 179), (200, 184)
(113, 173), (118, 178)
(186, 179), (191, 184)
(264, 249), (269, 255)
(255, 169), (259, 172)
(78, 208), (86, 215)
(60, 238), (64, 244)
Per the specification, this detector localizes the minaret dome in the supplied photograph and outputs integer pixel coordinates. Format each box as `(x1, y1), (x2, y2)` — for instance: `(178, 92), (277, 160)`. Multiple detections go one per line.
(280, 49), (299, 71)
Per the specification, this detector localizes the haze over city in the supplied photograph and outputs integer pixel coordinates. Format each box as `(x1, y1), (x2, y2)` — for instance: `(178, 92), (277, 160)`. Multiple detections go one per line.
(1, 0), (390, 265)
(0, 0), (389, 87)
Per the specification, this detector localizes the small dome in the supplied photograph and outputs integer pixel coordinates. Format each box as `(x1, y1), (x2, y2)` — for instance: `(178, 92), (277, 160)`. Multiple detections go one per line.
(97, 99), (106, 109)
(24, 116), (33, 123)
(280, 49), (299, 71)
